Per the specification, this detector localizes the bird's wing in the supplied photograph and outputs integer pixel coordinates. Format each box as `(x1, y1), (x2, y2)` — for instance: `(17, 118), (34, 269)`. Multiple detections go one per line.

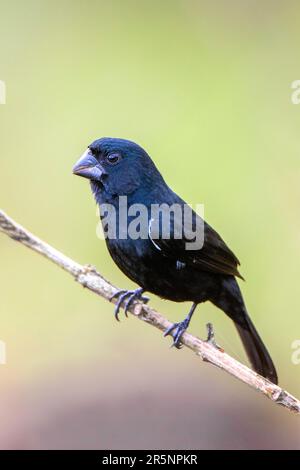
(149, 210), (243, 279)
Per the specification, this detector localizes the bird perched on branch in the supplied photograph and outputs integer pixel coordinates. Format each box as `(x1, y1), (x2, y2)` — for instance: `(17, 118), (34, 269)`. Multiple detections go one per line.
(73, 137), (278, 384)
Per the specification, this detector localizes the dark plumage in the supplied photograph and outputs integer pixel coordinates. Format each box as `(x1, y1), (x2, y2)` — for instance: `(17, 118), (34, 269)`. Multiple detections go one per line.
(73, 137), (278, 384)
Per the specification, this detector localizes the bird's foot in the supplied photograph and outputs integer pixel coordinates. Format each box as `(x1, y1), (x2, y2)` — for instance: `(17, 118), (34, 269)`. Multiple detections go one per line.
(110, 288), (149, 321)
(163, 318), (190, 349)
(164, 303), (197, 349)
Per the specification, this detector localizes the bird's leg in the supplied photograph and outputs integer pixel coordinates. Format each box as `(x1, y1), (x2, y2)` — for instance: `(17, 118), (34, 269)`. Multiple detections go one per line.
(164, 303), (198, 349)
(110, 287), (149, 321)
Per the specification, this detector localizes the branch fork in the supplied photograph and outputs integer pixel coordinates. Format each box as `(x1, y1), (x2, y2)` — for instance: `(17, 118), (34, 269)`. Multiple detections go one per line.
(0, 209), (299, 414)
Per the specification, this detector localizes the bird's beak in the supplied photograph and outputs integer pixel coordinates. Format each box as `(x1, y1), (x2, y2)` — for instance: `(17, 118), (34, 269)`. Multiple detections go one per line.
(72, 149), (105, 182)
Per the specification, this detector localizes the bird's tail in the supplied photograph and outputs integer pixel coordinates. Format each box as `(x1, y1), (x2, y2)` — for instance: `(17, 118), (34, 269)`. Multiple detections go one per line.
(235, 313), (278, 384)
(213, 276), (278, 384)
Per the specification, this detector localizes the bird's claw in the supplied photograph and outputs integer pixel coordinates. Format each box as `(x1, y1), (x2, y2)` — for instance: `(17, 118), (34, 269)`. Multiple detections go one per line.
(110, 288), (149, 321)
(164, 319), (189, 349)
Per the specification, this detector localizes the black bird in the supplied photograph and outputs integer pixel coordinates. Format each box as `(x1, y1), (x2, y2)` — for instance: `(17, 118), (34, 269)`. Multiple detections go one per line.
(73, 137), (278, 384)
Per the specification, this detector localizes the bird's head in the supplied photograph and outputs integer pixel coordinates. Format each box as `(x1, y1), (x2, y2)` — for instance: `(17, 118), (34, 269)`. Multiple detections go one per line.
(73, 137), (163, 199)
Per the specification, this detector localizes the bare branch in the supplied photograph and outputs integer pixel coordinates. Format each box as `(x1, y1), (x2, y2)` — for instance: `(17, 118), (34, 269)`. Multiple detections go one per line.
(0, 209), (299, 414)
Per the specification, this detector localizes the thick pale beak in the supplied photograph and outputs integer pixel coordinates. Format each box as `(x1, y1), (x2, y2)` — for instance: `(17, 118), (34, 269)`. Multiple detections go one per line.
(72, 149), (105, 182)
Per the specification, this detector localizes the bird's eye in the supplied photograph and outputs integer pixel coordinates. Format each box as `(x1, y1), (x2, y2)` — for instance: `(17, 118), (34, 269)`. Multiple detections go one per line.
(106, 153), (121, 165)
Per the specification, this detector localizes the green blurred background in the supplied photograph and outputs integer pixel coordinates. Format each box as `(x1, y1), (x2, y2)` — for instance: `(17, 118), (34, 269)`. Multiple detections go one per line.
(0, 0), (300, 449)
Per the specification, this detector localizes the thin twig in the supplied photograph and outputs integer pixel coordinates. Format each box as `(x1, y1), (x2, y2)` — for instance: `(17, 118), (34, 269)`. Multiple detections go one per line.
(0, 209), (299, 414)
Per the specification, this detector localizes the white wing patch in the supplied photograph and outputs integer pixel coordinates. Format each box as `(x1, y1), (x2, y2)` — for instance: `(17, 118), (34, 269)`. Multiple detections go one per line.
(176, 260), (186, 270)
(148, 218), (162, 251)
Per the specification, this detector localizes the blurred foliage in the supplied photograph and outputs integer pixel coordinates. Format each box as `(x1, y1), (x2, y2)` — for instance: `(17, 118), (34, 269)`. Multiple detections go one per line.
(0, 0), (299, 449)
